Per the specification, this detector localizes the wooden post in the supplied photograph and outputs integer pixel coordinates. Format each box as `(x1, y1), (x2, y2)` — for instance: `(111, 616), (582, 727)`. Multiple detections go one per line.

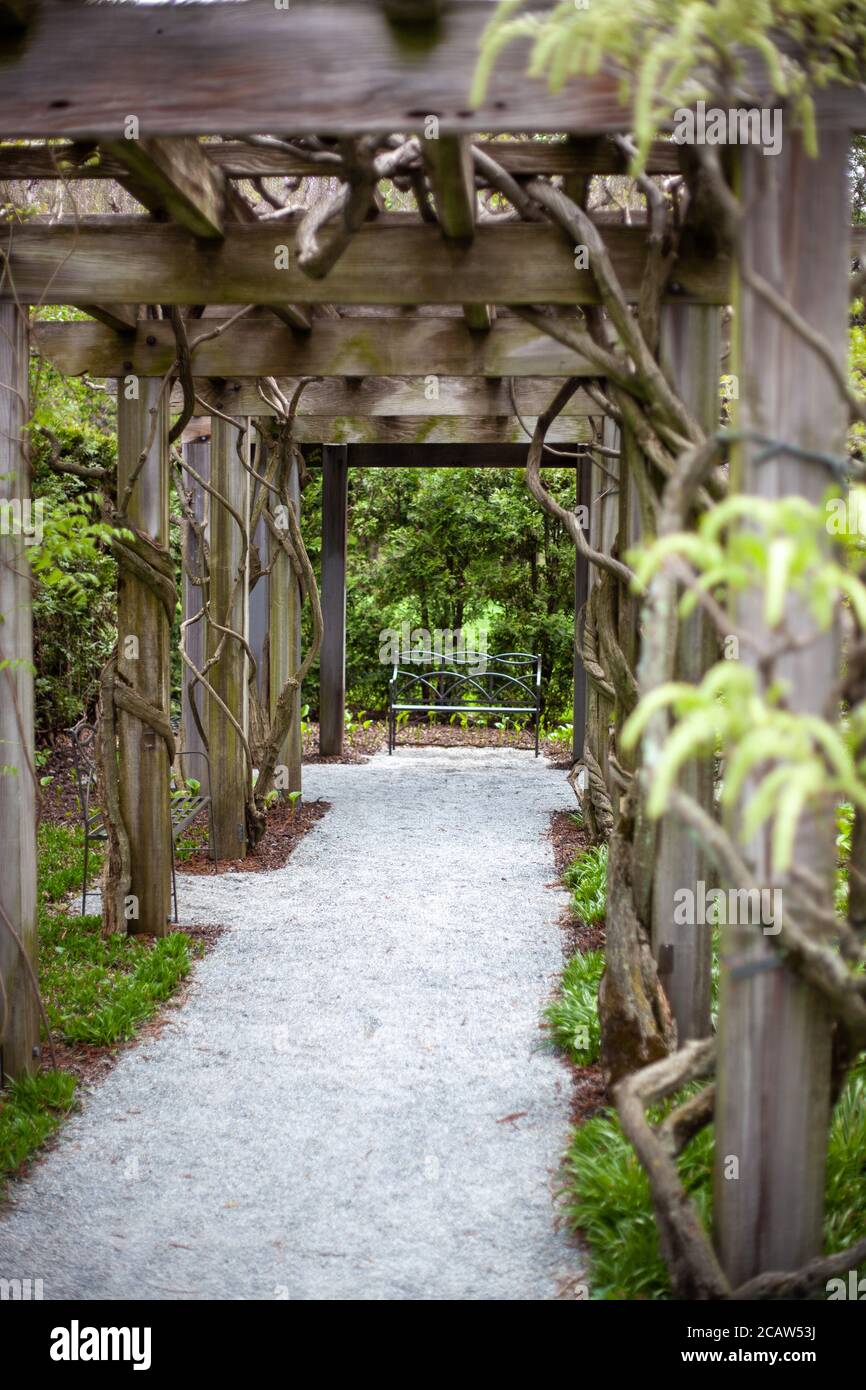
(714, 125), (850, 1284)
(0, 303), (38, 1079)
(117, 379), (172, 935)
(319, 443), (348, 757)
(573, 449), (592, 761)
(584, 420), (620, 796)
(651, 305), (721, 1042)
(181, 432), (210, 797)
(269, 444), (303, 792)
(207, 416), (247, 860)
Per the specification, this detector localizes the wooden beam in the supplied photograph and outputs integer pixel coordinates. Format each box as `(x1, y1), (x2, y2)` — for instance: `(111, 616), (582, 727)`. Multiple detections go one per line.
(2, 3), (861, 139)
(3, 218), (732, 306)
(74, 303), (138, 333)
(651, 303), (721, 1043)
(117, 380), (173, 936)
(215, 413), (591, 445)
(0, 137), (685, 182)
(207, 417), (248, 861)
(573, 456), (592, 761)
(270, 451), (303, 793)
(304, 442), (571, 468)
(180, 434), (211, 799)
(0, 302), (38, 1081)
(34, 316), (599, 379)
(0, 1), (638, 138)
(102, 137), (228, 240)
(423, 134), (491, 330)
(183, 376), (599, 419)
(319, 445), (348, 758)
(714, 126), (848, 1286)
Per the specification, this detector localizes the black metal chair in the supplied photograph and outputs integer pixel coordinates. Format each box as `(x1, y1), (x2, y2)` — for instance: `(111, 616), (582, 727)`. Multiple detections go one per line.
(69, 720), (215, 923)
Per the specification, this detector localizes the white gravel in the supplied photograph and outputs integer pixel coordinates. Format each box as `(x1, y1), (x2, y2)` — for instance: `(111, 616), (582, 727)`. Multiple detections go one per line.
(0, 746), (581, 1300)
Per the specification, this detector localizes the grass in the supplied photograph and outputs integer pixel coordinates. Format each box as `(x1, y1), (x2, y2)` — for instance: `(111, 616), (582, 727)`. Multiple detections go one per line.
(561, 1065), (866, 1300)
(545, 948), (604, 1066)
(564, 842), (608, 924)
(0, 1071), (77, 1196)
(0, 821), (197, 1195)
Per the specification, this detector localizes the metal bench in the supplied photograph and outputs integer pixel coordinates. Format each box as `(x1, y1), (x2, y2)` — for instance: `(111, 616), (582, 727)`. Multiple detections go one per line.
(68, 719), (215, 923)
(387, 651), (542, 756)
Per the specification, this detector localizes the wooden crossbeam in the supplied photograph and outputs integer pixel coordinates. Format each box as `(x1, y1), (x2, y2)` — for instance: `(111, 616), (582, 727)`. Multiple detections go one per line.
(423, 134), (491, 330)
(174, 375), (598, 418)
(101, 137), (230, 240)
(5, 218), (731, 305)
(0, 138), (683, 183)
(73, 303), (138, 333)
(100, 137), (313, 329)
(183, 399), (590, 444)
(304, 442), (581, 467)
(0, 1), (630, 138)
(35, 316), (599, 379)
(1, 2), (861, 139)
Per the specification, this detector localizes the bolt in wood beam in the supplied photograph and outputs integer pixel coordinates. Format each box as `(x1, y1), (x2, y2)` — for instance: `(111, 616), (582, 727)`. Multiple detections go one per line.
(207, 416), (248, 861)
(0, 302), (38, 1081)
(319, 444), (348, 758)
(117, 380), (173, 936)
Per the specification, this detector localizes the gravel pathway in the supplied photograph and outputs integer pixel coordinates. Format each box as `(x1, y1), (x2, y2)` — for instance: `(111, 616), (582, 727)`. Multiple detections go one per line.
(1, 747), (580, 1300)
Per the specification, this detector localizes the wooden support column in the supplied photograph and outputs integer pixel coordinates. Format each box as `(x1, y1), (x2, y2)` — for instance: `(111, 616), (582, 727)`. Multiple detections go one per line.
(584, 419), (620, 802)
(714, 125), (850, 1285)
(207, 416), (247, 860)
(573, 448), (592, 761)
(319, 444), (348, 757)
(181, 432), (210, 797)
(117, 380), (172, 935)
(651, 305), (721, 1042)
(269, 446), (303, 793)
(0, 303), (38, 1080)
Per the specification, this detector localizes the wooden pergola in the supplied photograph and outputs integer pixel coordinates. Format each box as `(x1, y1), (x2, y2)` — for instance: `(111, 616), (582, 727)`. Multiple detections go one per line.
(1, 0), (864, 1297)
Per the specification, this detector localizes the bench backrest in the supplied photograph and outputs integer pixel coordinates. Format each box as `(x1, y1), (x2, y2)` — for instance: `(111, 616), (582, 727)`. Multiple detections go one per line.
(389, 651), (541, 710)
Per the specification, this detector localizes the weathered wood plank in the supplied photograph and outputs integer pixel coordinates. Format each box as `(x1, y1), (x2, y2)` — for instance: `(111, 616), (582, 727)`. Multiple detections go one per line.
(0, 137), (685, 182)
(305, 442), (561, 467)
(0, 302), (38, 1080)
(202, 411), (591, 445)
(423, 133), (490, 329)
(182, 375), (599, 418)
(34, 316), (599, 379)
(74, 303), (139, 333)
(269, 449), (303, 795)
(207, 417), (248, 861)
(714, 126), (849, 1286)
(180, 433), (211, 800)
(116, 381), (173, 936)
(651, 303), (720, 1043)
(319, 445), (348, 758)
(3, 219), (732, 306)
(0, 1), (633, 138)
(102, 137), (229, 239)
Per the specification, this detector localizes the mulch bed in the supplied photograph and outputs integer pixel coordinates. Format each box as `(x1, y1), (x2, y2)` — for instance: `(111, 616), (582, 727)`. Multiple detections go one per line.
(180, 797), (330, 875)
(36, 732), (85, 826)
(302, 719), (573, 764)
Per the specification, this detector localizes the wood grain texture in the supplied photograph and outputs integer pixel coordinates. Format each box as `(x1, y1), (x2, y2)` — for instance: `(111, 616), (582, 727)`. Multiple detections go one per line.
(0, 303), (38, 1078)
(184, 375), (598, 418)
(0, 1), (632, 138)
(116, 382), (173, 936)
(35, 316), (599, 379)
(4, 218), (732, 306)
(198, 411), (590, 445)
(714, 128), (849, 1286)
(0, 137), (684, 181)
(319, 445), (348, 758)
